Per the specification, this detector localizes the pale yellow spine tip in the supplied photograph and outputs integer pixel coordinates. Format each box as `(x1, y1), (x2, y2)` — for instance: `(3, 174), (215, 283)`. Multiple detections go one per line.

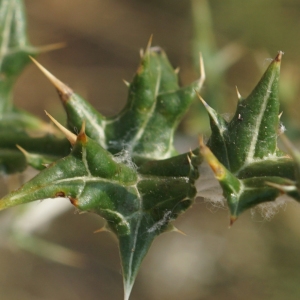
(77, 120), (88, 143)
(37, 42), (67, 53)
(196, 93), (208, 107)
(94, 226), (110, 234)
(229, 215), (237, 227)
(80, 120), (86, 135)
(16, 144), (28, 156)
(199, 52), (206, 88)
(44, 111), (77, 145)
(198, 135), (204, 147)
(146, 34), (154, 52)
(29, 56), (73, 99)
(122, 79), (130, 87)
(139, 48), (144, 58)
(275, 51), (284, 62)
(187, 153), (192, 163)
(173, 227), (187, 236)
(235, 86), (242, 101)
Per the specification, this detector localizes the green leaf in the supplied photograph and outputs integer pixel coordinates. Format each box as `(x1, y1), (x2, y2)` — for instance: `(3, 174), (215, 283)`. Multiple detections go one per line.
(31, 44), (204, 163)
(0, 127), (200, 299)
(0, 11), (204, 292)
(200, 52), (296, 222)
(0, 3), (204, 295)
(0, 0), (70, 174)
(0, 0), (37, 114)
(0, 127), (70, 173)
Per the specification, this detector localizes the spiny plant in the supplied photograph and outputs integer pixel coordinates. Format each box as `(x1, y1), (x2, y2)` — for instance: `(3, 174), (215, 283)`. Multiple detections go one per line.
(0, 1), (299, 299)
(198, 51), (296, 223)
(0, 0), (70, 174)
(0, 1), (203, 298)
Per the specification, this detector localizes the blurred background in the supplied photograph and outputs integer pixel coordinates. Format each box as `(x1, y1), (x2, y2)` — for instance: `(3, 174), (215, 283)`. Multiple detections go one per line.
(1, 0), (300, 299)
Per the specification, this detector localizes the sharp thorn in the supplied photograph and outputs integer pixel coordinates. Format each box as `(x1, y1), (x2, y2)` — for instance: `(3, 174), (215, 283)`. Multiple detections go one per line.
(275, 51), (284, 62)
(16, 145), (28, 156)
(265, 181), (284, 190)
(278, 111), (283, 119)
(122, 79), (130, 87)
(229, 215), (237, 227)
(173, 226), (187, 236)
(235, 86), (242, 101)
(77, 120), (87, 143)
(94, 226), (109, 233)
(174, 67), (180, 74)
(189, 148), (197, 158)
(146, 34), (153, 52)
(266, 181), (297, 195)
(187, 154), (192, 165)
(198, 135), (205, 148)
(29, 56), (73, 101)
(139, 48), (144, 58)
(196, 92), (209, 107)
(80, 120), (86, 135)
(37, 42), (67, 53)
(199, 52), (206, 87)
(44, 111), (77, 145)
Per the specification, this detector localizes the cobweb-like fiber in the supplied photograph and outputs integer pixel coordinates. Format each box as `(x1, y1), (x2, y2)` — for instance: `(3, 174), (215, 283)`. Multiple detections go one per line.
(196, 162), (226, 212)
(196, 162), (291, 219)
(251, 195), (291, 221)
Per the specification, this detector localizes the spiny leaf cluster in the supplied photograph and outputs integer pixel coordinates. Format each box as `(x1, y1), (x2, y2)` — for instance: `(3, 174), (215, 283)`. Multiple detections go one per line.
(0, 1), (299, 300)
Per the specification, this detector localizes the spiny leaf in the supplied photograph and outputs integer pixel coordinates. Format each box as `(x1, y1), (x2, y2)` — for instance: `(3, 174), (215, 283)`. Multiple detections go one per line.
(32, 45), (204, 163)
(0, 0), (64, 113)
(0, 125), (200, 299)
(1, 10), (204, 294)
(0, 0), (36, 114)
(16, 145), (59, 170)
(0, 128), (70, 173)
(199, 138), (292, 224)
(0, 0), (70, 174)
(200, 52), (295, 222)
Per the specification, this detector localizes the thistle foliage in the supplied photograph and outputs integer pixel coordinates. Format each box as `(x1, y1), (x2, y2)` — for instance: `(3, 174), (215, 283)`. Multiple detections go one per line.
(0, 1), (299, 300)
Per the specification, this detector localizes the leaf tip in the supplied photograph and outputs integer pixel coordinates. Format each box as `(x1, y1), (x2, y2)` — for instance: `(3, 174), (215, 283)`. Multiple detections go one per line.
(122, 79), (130, 87)
(235, 85), (243, 101)
(44, 110), (76, 145)
(196, 92), (208, 107)
(16, 144), (28, 157)
(139, 48), (144, 58)
(30, 56), (73, 102)
(199, 136), (226, 179)
(69, 196), (79, 207)
(199, 52), (206, 87)
(265, 181), (284, 192)
(94, 224), (110, 234)
(229, 215), (238, 227)
(275, 51), (284, 62)
(146, 34), (154, 52)
(37, 42), (67, 53)
(172, 226), (187, 236)
(77, 121), (88, 143)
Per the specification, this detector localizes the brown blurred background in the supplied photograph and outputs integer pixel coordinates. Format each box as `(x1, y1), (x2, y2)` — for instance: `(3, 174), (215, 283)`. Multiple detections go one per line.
(1, 0), (300, 299)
